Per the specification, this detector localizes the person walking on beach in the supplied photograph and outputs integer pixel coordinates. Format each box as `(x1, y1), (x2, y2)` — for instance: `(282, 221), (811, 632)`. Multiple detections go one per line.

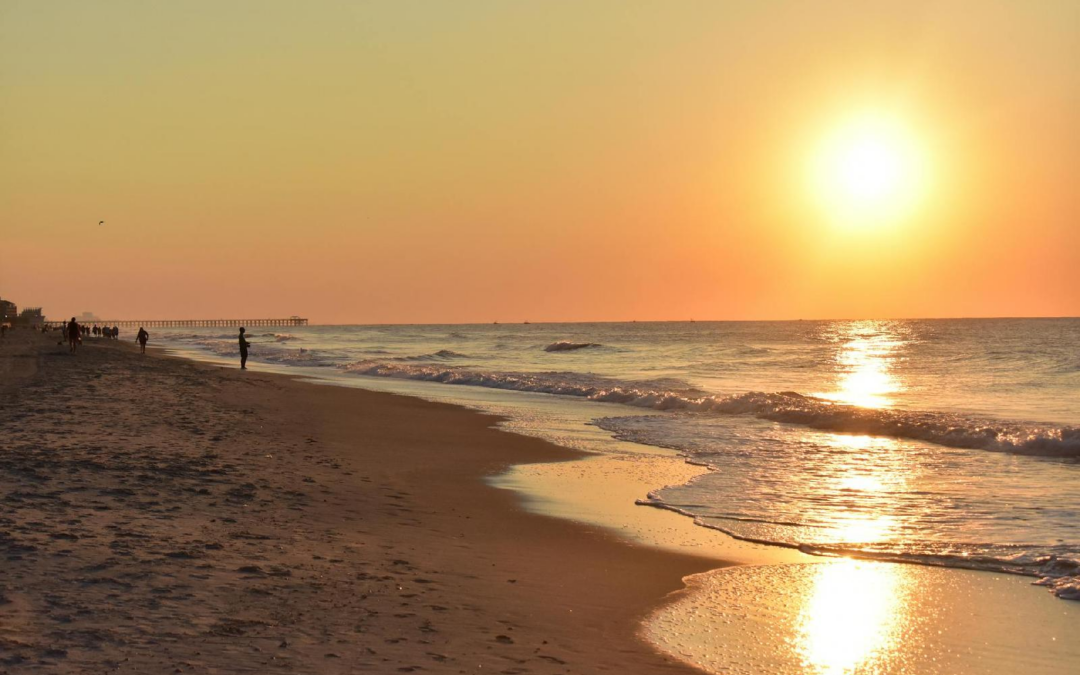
(136, 327), (149, 354)
(67, 317), (80, 353)
(238, 327), (251, 370)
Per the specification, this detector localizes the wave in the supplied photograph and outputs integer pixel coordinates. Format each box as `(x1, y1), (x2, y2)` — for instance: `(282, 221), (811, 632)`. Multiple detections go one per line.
(702, 391), (1080, 457)
(544, 341), (602, 352)
(183, 338), (341, 367)
(170, 332), (236, 341)
(273, 333), (298, 342)
(389, 349), (470, 361)
(338, 362), (1080, 457)
(340, 361), (697, 400)
(1035, 559), (1080, 600)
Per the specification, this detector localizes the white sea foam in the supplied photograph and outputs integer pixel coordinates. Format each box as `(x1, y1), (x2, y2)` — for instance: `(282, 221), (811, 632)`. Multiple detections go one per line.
(1034, 558), (1080, 599)
(340, 362), (1080, 457)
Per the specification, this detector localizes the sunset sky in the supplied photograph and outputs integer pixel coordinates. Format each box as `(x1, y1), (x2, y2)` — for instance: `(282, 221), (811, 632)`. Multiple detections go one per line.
(2, 1), (1077, 324)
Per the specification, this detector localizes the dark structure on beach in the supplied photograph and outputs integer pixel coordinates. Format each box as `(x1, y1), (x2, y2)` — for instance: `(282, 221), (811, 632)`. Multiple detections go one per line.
(0, 297), (45, 327)
(17, 308), (45, 327)
(0, 298), (16, 325)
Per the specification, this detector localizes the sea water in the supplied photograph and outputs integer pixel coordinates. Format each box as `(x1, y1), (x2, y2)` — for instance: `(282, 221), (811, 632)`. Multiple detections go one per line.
(154, 319), (1080, 599)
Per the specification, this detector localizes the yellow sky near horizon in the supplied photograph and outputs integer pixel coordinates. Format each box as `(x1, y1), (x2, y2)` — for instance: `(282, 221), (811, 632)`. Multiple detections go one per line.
(1, 1), (1077, 323)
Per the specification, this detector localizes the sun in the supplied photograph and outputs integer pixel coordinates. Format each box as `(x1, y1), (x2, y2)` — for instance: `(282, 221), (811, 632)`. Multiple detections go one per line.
(808, 112), (930, 227)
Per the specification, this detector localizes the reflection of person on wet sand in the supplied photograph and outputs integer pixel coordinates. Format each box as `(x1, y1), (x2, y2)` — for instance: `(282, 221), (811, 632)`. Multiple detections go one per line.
(239, 327), (251, 370)
(136, 327), (149, 354)
(67, 317), (80, 353)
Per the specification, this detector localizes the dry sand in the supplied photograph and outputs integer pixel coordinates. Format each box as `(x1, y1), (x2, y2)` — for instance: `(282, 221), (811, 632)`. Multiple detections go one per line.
(0, 330), (719, 673)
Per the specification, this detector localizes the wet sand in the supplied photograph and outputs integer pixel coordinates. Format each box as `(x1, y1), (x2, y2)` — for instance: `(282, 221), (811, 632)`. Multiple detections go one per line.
(0, 330), (717, 673)
(648, 560), (1080, 675)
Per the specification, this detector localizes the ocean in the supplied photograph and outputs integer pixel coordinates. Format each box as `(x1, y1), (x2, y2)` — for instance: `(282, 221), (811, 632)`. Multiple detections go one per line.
(154, 318), (1080, 600)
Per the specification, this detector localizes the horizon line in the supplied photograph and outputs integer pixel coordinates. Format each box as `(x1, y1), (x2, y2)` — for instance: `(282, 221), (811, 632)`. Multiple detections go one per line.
(43, 315), (1074, 326)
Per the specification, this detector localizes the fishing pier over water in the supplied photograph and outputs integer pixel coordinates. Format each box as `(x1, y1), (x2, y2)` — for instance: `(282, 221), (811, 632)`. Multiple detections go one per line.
(45, 317), (309, 329)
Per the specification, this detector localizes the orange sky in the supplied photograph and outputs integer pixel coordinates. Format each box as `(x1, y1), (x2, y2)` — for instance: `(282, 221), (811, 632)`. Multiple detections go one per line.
(2, 1), (1077, 323)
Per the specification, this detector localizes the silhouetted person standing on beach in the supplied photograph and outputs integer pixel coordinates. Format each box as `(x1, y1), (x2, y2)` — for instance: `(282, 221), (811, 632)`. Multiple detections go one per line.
(136, 327), (149, 354)
(239, 327), (250, 369)
(67, 317), (80, 353)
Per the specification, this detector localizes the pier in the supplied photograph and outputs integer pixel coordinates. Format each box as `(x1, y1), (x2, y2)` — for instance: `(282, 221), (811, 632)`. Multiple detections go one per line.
(44, 317), (309, 329)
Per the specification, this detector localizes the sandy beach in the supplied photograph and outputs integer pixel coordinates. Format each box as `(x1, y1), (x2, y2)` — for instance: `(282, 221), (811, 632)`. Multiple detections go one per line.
(0, 330), (720, 673)
(4, 329), (1080, 675)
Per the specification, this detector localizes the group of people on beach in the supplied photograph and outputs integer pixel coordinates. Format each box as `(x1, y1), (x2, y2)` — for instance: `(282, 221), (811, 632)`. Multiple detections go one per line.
(58, 317), (251, 368)
(59, 321), (119, 342)
(61, 318), (146, 354)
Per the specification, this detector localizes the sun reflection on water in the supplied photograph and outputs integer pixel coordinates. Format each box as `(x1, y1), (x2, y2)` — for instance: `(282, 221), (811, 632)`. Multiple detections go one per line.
(799, 433), (908, 547)
(827, 513), (898, 544)
(796, 559), (909, 674)
(817, 321), (907, 408)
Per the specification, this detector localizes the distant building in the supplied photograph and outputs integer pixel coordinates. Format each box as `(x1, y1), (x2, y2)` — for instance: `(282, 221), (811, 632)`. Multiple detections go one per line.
(17, 307), (44, 327)
(0, 298), (17, 325)
(78, 311), (102, 323)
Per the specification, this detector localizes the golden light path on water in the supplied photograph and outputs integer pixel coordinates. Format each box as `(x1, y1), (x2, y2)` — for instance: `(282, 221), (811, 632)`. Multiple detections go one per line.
(800, 324), (908, 671)
(768, 322), (914, 672)
(807, 323), (909, 550)
(812, 332), (907, 667)
(816, 320), (907, 409)
(816, 433), (906, 546)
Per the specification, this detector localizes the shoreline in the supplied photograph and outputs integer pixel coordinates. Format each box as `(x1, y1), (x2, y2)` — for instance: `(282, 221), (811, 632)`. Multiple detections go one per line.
(157, 343), (816, 567)
(0, 330), (721, 672)
(157, 339), (1078, 587)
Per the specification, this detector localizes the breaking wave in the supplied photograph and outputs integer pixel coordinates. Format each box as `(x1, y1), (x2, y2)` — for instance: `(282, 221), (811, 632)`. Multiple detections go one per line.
(544, 341), (602, 352)
(390, 349), (470, 361)
(339, 363), (1080, 457)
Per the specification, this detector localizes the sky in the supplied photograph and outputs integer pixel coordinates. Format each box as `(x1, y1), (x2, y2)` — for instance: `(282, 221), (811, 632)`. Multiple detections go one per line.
(1, 1), (1077, 324)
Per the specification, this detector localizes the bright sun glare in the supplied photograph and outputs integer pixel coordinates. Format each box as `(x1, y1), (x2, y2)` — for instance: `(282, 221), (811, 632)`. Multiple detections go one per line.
(809, 112), (930, 227)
